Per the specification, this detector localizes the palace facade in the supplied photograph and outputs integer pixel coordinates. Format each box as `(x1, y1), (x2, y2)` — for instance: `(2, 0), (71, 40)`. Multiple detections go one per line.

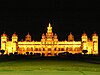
(0, 23), (98, 56)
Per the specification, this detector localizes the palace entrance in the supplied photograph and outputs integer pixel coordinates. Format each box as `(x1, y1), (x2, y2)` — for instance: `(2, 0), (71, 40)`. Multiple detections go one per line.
(47, 48), (54, 56)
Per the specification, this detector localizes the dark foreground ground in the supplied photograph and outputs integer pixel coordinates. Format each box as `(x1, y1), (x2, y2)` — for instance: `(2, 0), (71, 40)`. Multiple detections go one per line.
(0, 54), (100, 62)
(0, 54), (100, 75)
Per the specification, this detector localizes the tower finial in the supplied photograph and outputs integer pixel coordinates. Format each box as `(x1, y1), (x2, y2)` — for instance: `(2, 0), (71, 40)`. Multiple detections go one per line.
(49, 23), (51, 27)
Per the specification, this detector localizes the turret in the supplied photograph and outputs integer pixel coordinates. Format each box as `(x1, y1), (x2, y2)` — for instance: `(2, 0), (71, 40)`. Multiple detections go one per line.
(42, 33), (45, 39)
(81, 32), (88, 42)
(68, 32), (74, 41)
(46, 23), (53, 39)
(25, 32), (31, 42)
(54, 33), (58, 41)
(92, 32), (98, 54)
(81, 32), (88, 51)
(1, 32), (8, 50)
(92, 32), (98, 42)
(1, 32), (8, 42)
(41, 33), (46, 44)
(12, 32), (18, 42)
(47, 23), (52, 33)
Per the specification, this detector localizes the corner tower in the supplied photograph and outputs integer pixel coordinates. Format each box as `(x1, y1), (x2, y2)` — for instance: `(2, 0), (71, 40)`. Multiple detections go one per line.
(1, 33), (8, 50)
(12, 32), (18, 42)
(81, 32), (88, 42)
(92, 32), (98, 54)
(81, 32), (88, 50)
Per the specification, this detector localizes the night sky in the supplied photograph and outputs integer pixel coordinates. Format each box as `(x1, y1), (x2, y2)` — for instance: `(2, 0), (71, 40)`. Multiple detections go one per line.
(0, 0), (100, 42)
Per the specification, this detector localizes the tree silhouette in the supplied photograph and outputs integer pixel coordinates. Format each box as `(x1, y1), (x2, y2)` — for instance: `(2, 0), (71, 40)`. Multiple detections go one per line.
(0, 50), (5, 55)
(26, 52), (29, 55)
(82, 50), (88, 55)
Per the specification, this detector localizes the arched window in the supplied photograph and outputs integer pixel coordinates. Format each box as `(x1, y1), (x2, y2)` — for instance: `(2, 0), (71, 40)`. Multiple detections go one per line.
(39, 48), (41, 51)
(48, 48), (51, 51)
(43, 48), (45, 51)
(61, 48), (64, 51)
(54, 48), (56, 51)
(35, 48), (38, 51)
(31, 47), (33, 51)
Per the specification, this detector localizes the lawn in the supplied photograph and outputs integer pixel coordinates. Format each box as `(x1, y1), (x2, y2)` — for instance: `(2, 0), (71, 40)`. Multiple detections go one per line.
(0, 56), (100, 75)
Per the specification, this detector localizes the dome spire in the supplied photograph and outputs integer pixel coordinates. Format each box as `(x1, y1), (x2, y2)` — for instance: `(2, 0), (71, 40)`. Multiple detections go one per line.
(2, 32), (7, 37)
(68, 32), (74, 41)
(47, 22), (52, 33)
(12, 32), (17, 36)
(49, 22), (51, 27)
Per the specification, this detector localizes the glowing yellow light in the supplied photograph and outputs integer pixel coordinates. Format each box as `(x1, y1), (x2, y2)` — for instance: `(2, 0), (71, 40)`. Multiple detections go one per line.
(49, 23), (51, 27)
(0, 23), (98, 56)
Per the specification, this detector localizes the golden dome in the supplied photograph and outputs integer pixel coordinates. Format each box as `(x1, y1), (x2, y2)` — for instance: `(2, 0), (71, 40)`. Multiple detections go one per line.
(42, 33), (45, 36)
(2, 33), (7, 37)
(12, 33), (17, 36)
(48, 23), (51, 27)
(82, 32), (87, 36)
(68, 32), (74, 41)
(54, 33), (57, 36)
(68, 32), (73, 37)
(26, 32), (31, 37)
(54, 33), (57, 38)
(92, 32), (97, 36)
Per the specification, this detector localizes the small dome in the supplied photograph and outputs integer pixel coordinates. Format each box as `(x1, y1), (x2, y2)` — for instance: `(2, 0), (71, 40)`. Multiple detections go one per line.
(92, 32), (97, 36)
(42, 33), (45, 39)
(12, 33), (17, 36)
(54, 33), (57, 38)
(2, 33), (7, 37)
(68, 32), (74, 41)
(54, 33), (57, 36)
(82, 32), (87, 36)
(26, 32), (31, 37)
(25, 32), (31, 42)
(68, 32), (73, 37)
(42, 33), (45, 36)
(88, 38), (91, 42)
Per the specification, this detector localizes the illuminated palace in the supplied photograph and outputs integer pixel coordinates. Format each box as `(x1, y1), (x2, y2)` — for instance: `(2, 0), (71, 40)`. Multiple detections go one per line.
(0, 23), (98, 56)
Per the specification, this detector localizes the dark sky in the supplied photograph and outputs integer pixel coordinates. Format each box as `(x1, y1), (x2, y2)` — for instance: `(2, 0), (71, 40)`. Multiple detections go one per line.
(0, 0), (100, 41)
